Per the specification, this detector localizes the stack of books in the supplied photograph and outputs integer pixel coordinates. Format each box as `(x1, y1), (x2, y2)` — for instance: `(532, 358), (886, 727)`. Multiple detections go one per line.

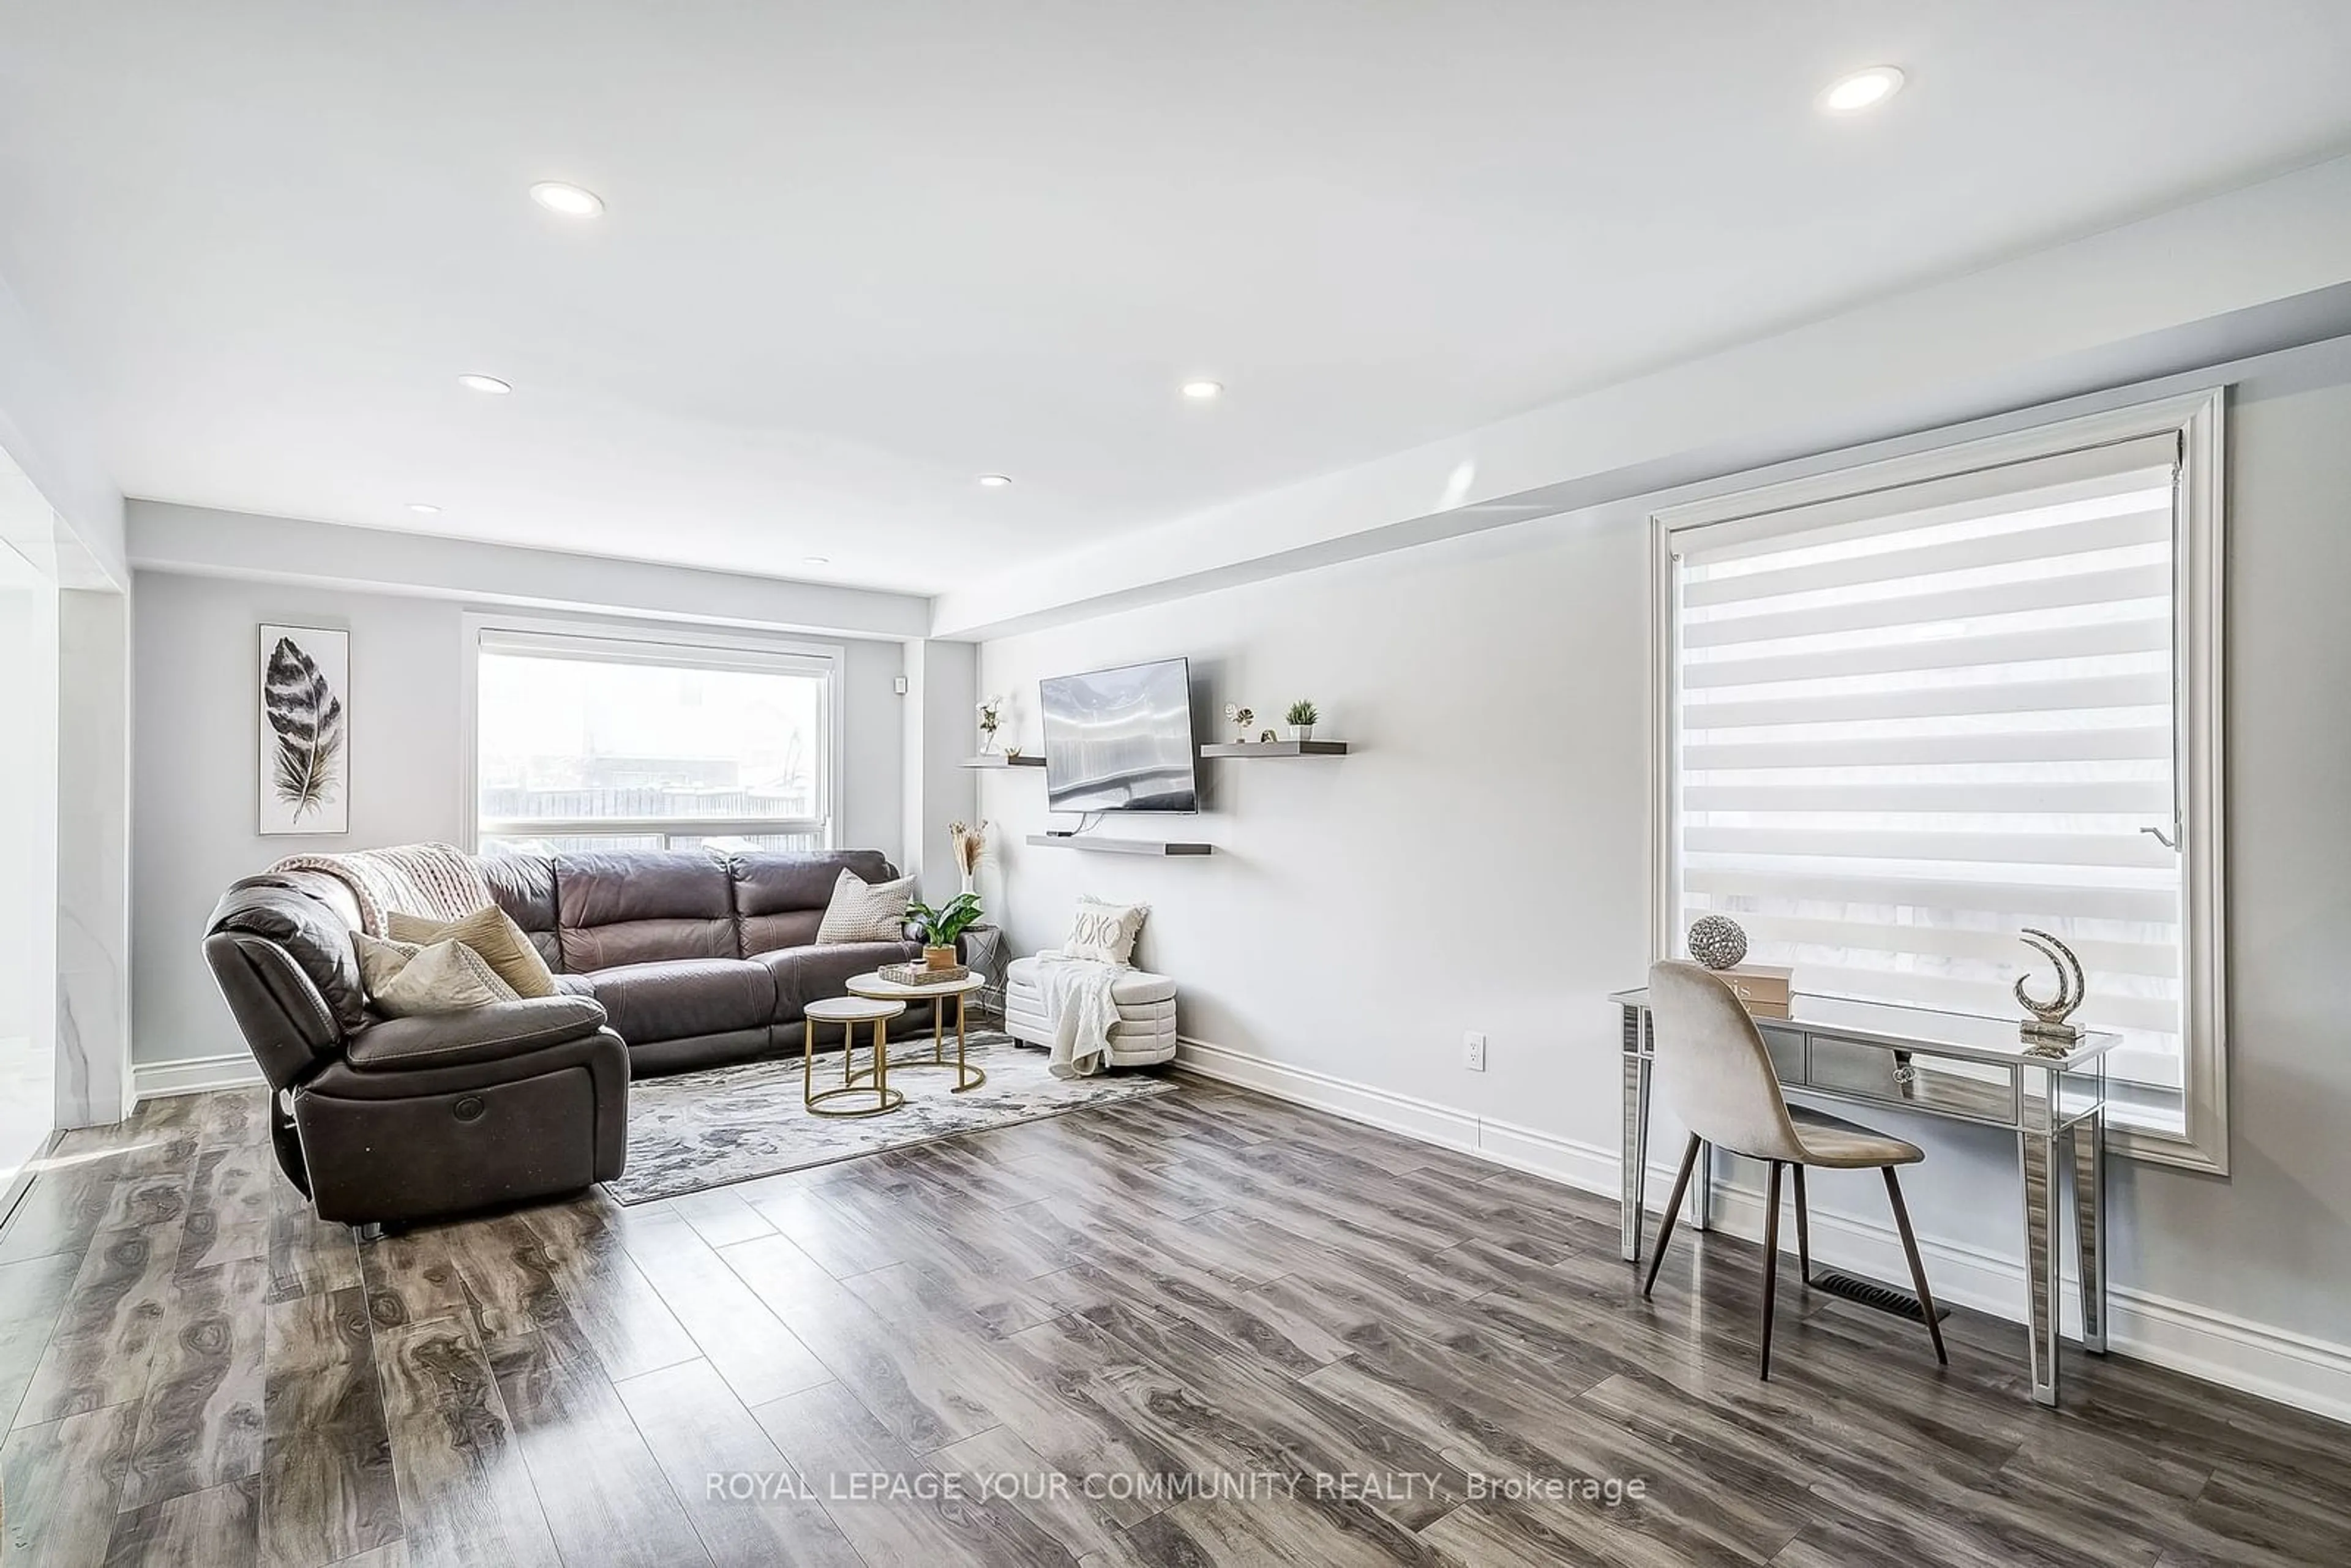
(1718, 964), (1793, 1019)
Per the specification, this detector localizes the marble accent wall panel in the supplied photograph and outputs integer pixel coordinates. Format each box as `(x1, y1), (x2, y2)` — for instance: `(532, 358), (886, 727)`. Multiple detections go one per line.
(55, 587), (130, 1128)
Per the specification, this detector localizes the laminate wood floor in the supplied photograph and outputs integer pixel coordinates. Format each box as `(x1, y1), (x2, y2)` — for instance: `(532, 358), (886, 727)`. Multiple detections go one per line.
(0, 1080), (2344, 1566)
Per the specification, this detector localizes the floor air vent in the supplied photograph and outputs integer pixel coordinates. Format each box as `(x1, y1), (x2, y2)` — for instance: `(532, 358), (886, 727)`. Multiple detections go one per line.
(1810, 1268), (1951, 1323)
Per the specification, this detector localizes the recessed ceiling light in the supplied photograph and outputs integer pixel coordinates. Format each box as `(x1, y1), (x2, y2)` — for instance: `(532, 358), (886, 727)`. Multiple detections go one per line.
(406, 503), (441, 516)
(457, 373), (512, 395)
(530, 181), (605, 217)
(1820, 66), (1905, 115)
(1181, 380), (1224, 400)
(802, 555), (831, 566)
(977, 473), (1013, 488)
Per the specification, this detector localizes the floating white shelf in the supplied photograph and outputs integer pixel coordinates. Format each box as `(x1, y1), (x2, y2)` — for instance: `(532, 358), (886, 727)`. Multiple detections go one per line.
(959, 754), (1045, 768)
(1198, 741), (1348, 758)
(1026, 835), (1212, 857)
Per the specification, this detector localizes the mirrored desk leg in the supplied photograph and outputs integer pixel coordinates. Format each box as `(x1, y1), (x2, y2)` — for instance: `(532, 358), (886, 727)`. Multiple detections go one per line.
(2019, 1067), (2063, 1406)
(1690, 1140), (1712, 1231)
(1621, 1049), (1650, 1262)
(2074, 1109), (2107, 1353)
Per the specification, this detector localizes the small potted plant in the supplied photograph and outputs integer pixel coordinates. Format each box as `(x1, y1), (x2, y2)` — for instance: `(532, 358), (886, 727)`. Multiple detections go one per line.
(1285, 699), (1319, 742)
(906, 891), (984, 970)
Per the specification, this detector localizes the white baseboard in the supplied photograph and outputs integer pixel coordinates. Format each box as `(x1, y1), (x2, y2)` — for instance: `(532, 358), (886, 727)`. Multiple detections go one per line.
(1174, 1036), (1486, 1153)
(133, 1052), (267, 1102)
(1172, 1035), (2351, 1427)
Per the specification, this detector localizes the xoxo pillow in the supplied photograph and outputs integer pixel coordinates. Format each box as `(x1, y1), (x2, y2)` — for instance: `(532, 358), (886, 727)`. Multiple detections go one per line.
(1066, 896), (1149, 967)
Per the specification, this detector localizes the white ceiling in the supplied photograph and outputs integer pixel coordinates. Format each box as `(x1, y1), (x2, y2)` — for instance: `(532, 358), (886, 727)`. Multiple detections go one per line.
(4, 2), (2349, 597)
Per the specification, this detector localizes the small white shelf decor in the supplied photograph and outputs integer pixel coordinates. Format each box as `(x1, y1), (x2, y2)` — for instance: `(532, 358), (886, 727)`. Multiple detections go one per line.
(1197, 741), (1348, 758)
(1026, 835), (1212, 857)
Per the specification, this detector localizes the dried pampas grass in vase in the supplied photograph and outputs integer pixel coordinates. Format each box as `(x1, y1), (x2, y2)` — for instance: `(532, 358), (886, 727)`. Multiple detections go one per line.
(950, 819), (988, 897)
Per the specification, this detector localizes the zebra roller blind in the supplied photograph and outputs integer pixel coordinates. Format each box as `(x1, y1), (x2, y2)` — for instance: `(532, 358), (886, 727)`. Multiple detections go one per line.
(1668, 432), (2186, 1088)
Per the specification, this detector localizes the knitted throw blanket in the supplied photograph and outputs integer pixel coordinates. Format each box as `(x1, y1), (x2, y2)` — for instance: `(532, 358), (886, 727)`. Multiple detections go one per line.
(268, 842), (492, 937)
(1035, 950), (1125, 1079)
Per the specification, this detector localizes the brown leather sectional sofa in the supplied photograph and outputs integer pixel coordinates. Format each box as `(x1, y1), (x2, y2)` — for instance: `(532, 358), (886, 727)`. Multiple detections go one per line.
(201, 846), (937, 1227)
(481, 847), (940, 1073)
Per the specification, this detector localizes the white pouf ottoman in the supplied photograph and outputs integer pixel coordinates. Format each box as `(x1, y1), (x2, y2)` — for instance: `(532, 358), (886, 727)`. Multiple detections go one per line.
(1003, 952), (1178, 1067)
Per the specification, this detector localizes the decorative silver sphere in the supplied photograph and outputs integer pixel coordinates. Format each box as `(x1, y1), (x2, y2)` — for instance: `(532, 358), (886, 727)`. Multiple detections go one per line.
(1687, 915), (1748, 971)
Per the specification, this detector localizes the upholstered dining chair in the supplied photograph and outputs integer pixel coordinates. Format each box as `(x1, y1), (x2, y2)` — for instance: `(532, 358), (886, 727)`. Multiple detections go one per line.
(1641, 960), (1948, 1377)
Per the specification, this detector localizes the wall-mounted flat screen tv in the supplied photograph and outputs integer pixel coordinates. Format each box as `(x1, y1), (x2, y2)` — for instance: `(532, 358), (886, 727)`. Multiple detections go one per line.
(1039, 657), (1200, 814)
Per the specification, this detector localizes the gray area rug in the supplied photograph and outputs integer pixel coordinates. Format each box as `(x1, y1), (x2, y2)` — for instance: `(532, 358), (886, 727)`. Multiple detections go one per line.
(606, 1031), (1177, 1203)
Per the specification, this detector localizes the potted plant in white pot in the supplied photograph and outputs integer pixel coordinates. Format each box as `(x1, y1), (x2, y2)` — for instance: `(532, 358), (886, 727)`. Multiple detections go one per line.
(1286, 699), (1319, 743)
(906, 892), (984, 971)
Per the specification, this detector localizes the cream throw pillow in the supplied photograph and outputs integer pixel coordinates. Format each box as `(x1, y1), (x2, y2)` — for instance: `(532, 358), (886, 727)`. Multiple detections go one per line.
(816, 869), (917, 945)
(1066, 896), (1148, 966)
(387, 906), (557, 997)
(354, 932), (519, 1017)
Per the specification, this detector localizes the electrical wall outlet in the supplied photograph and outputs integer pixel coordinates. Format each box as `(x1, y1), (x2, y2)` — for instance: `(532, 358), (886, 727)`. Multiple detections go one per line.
(1464, 1031), (1487, 1072)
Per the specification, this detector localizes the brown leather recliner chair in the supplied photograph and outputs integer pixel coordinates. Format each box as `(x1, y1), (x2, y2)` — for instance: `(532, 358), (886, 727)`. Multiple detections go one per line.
(202, 870), (629, 1229)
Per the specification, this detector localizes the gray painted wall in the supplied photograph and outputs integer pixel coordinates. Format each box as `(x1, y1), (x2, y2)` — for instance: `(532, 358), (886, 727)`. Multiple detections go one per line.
(2109, 347), (2351, 1338)
(131, 572), (908, 1065)
(977, 337), (2351, 1366)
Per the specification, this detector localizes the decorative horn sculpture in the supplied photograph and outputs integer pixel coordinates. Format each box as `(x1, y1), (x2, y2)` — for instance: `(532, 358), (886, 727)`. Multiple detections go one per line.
(2015, 927), (2088, 1051)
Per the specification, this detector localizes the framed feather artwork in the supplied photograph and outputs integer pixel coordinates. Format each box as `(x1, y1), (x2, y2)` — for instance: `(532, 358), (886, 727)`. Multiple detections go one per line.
(257, 624), (350, 835)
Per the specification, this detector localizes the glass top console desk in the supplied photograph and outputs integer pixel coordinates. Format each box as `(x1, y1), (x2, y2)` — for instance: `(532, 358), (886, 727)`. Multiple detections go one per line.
(1611, 987), (2117, 1406)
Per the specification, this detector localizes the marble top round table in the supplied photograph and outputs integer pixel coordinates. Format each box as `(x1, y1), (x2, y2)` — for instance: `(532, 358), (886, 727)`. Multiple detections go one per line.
(845, 972), (988, 1093)
(801, 996), (905, 1118)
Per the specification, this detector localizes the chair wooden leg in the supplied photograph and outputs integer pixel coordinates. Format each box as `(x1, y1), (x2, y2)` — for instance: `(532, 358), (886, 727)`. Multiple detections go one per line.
(1884, 1166), (1949, 1366)
(1759, 1160), (1782, 1379)
(1792, 1164), (1813, 1286)
(1641, 1135), (1702, 1299)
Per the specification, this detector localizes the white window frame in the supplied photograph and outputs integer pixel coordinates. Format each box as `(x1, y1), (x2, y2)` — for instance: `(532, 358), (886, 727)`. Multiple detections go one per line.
(460, 612), (846, 853)
(1648, 389), (2227, 1173)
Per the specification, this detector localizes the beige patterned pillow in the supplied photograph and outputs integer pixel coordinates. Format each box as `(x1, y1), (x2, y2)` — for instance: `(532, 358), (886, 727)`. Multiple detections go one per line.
(388, 906), (557, 997)
(354, 932), (519, 1017)
(1066, 896), (1149, 966)
(816, 869), (916, 945)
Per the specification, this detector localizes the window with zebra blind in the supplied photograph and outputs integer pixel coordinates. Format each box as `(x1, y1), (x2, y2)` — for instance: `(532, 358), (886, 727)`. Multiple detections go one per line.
(1651, 391), (2227, 1171)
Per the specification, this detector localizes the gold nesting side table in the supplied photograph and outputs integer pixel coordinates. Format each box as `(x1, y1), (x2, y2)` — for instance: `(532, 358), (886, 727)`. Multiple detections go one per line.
(802, 995), (907, 1118)
(845, 971), (988, 1093)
